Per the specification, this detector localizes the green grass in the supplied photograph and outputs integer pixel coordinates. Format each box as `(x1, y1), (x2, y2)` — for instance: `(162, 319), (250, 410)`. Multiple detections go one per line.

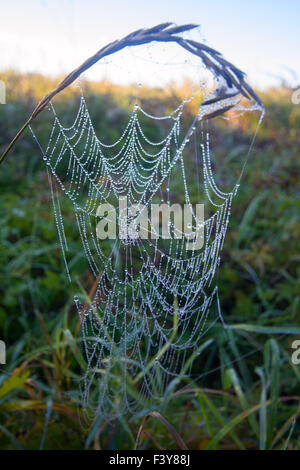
(0, 74), (299, 450)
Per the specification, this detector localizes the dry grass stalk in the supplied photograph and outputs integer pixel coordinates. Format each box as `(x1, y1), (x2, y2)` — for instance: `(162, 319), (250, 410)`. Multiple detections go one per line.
(0, 22), (262, 165)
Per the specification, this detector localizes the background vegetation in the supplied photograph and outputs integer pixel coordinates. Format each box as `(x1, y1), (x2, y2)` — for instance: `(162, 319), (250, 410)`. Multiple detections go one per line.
(0, 71), (299, 450)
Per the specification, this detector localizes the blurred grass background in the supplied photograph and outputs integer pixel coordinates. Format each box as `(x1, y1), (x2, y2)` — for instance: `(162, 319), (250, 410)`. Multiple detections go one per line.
(0, 71), (300, 450)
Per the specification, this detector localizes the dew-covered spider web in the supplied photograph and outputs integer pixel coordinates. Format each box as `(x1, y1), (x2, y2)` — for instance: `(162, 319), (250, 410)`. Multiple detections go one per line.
(28, 27), (264, 423)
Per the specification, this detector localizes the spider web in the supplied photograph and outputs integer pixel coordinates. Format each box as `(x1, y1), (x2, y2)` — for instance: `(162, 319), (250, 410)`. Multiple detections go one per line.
(28, 34), (264, 422)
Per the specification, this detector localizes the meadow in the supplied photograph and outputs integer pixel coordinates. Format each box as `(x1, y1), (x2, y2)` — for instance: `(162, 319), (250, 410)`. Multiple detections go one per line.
(0, 71), (299, 450)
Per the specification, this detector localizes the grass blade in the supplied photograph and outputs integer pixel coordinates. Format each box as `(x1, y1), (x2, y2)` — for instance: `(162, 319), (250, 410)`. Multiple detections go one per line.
(135, 411), (188, 450)
(205, 400), (271, 450)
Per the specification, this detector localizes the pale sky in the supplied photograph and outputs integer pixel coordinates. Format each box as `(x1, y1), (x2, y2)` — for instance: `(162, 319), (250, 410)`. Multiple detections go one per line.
(0, 0), (299, 89)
